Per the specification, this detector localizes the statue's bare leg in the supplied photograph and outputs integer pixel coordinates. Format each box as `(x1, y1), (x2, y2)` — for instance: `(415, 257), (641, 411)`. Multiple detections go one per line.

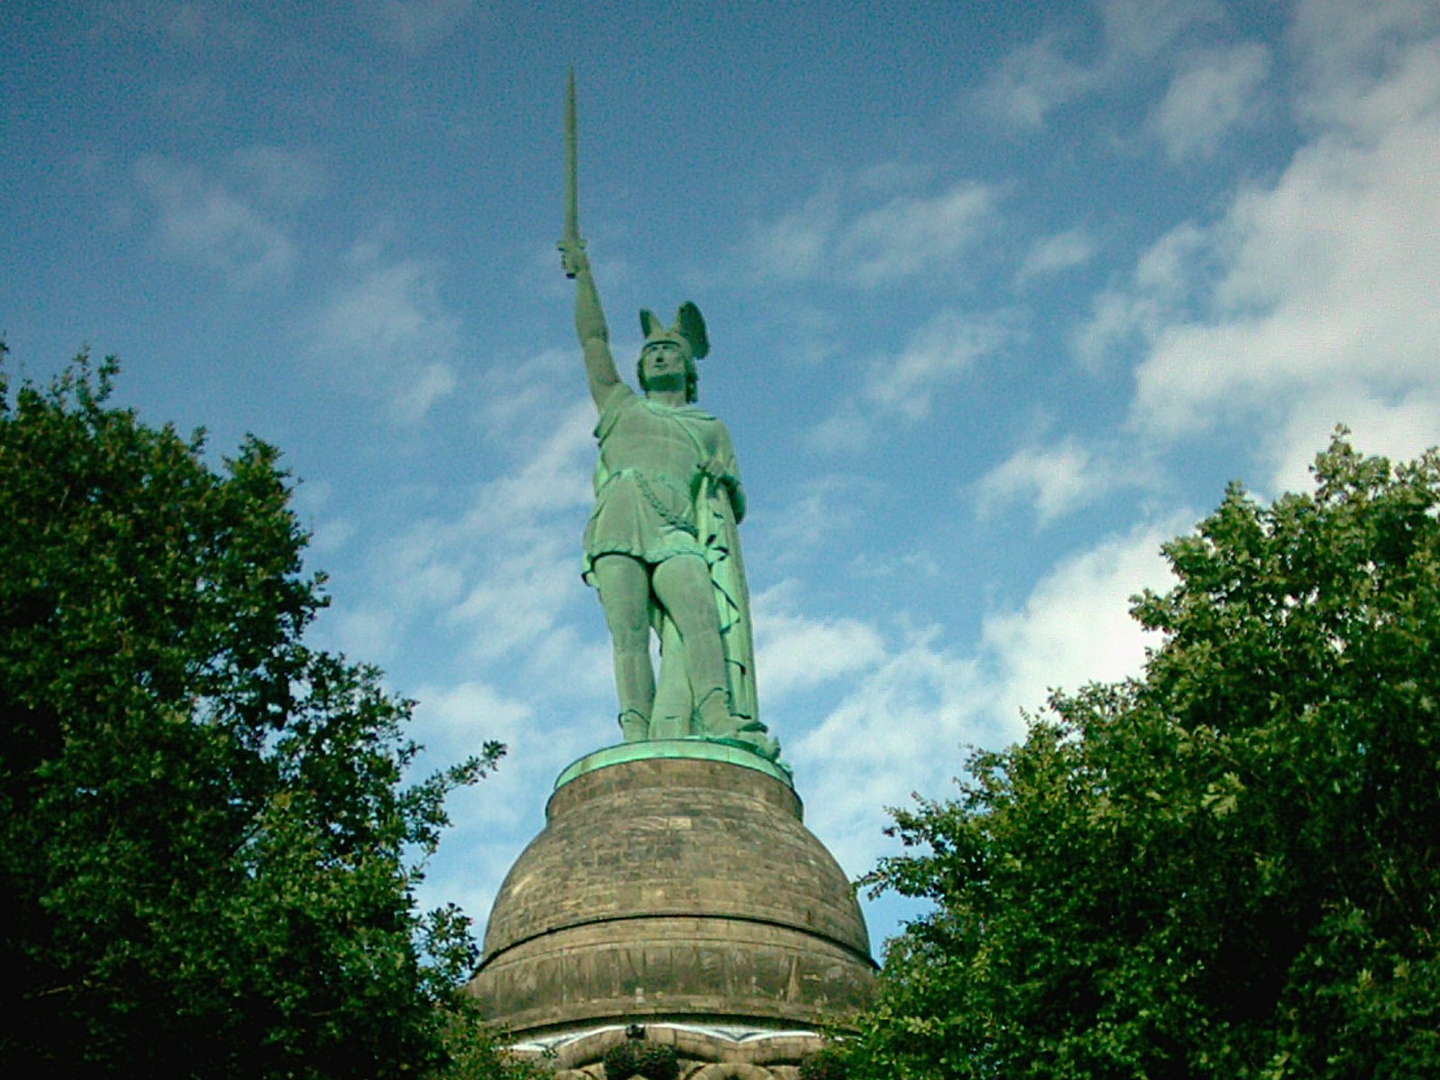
(651, 554), (734, 736)
(593, 553), (654, 740)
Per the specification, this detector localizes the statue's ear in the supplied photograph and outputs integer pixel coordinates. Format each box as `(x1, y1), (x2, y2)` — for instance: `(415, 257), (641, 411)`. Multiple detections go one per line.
(675, 301), (709, 359)
(639, 309), (664, 337)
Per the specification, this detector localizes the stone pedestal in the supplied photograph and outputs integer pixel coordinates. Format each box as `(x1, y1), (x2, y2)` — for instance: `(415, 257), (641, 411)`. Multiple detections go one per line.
(467, 741), (875, 1074)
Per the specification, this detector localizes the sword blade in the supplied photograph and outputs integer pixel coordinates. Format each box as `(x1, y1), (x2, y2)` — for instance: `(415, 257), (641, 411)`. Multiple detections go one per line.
(564, 67), (578, 243)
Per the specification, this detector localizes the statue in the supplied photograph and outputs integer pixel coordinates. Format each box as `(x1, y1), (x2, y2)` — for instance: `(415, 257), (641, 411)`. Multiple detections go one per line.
(557, 73), (777, 760)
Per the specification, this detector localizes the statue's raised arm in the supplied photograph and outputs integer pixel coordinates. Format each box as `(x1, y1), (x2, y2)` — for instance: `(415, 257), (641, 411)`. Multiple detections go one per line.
(558, 71), (620, 411)
(559, 74), (777, 763)
(565, 247), (622, 410)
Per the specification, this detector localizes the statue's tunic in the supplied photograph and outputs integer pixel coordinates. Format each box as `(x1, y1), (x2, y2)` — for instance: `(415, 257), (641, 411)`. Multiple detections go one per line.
(581, 384), (759, 731)
(582, 387), (721, 576)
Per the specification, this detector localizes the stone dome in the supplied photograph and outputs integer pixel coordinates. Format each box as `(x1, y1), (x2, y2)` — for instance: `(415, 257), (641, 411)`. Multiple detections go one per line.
(467, 742), (875, 1037)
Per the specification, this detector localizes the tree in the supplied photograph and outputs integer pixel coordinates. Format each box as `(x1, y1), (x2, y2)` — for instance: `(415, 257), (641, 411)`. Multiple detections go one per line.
(0, 350), (525, 1077)
(844, 435), (1440, 1079)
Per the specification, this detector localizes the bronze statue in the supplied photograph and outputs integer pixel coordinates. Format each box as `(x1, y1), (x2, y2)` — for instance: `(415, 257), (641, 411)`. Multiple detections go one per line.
(557, 73), (776, 759)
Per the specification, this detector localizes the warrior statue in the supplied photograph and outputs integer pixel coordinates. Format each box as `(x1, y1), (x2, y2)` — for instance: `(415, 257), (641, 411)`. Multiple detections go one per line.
(557, 74), (776, 760)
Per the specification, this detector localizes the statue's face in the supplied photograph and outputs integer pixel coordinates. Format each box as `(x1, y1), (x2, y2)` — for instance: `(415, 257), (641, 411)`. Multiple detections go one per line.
(640, 338), (687, 383)
(639, 339), (693, 400)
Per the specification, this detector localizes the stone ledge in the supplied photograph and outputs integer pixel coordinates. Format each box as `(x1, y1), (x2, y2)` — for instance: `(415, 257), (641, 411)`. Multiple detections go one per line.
(554, 740), (796, 796)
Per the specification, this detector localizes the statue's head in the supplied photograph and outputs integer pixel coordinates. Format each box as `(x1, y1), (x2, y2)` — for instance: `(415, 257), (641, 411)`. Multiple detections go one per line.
(636, 304), (707, 403)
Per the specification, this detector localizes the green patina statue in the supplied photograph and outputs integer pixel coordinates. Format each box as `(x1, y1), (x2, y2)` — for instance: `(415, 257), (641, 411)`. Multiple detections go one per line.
(558, 73), (777, 760)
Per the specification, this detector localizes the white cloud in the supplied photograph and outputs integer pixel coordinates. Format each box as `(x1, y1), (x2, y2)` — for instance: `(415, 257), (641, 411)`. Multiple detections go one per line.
(1015, 228), (1097, 284)
(1151, 42), (1272, 161)
(401, 363), (459, 423)
(411, 679), (536, 760)
(1070, 220), (1210, 369)
(755, 473), (868, 561)
(327, 391), (597, 691)
(1061, 7), (1440, 487)
(972, 33), (1103, 131)
(978, 516), (1182, 726)
(449, 536), (582, 660)
(809, 309), (1008, 451)
(854, 161), (936, 193)
(795, 515), (1181, 880)
(743, 176), (997, 288)
(975, 437), (1103, 524)
(91, 2), (259, 52)
(164, 2), (259, 49)
(753, 583), (887, 702)
(459, 399), (595, 534)
(134, 155), (294, 284)
(846, 547), (941, 582)
(972, 0), (1222, 131)
(744, 188), (840, 283)
(308, 249), (462, 422)
(332, 607), (403, 663)
(1289, 0), (1440, 129)
(475, 348), (579, 434)
(1263, 387), (1440, 498)
(308, 517), (356, 555)
(1098, 0), (1222, 59)
(792, 625), (981, 877)
(842, 182), (996, 286)
(232, 145), (326, 210)
(865, 308), (1006, 421)
(1127, 48), (1440, 440)
(356, 0), (473, 52)
(439, 404), (604, 668)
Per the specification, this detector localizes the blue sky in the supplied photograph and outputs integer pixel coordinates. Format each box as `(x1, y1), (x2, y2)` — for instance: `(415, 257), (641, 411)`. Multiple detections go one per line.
(6, 0), (1440, 958)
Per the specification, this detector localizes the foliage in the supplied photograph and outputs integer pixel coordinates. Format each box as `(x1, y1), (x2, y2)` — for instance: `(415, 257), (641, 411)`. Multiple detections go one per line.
(0, 350), (522, 1077)
(798, 1047), (848, 1080)
(843, 435), (1440, 1079)
(602, 1038), (679, 1080)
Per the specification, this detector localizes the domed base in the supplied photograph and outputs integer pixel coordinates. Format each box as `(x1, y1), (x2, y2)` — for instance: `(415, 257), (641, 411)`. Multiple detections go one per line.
(467, 749), (874, 1038)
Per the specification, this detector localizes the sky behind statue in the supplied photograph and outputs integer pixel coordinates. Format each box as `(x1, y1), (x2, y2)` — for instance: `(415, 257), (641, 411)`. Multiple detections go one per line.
(5, 0), (1439, 949)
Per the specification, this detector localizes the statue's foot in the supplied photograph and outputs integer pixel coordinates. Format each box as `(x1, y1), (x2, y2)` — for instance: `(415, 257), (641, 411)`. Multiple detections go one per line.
(648, 711), (688, 740)
(618, 709), (650, 742)
(694, 686), (736, 737)
(735, 731), (781, 760)
(693, 689), (780, 759)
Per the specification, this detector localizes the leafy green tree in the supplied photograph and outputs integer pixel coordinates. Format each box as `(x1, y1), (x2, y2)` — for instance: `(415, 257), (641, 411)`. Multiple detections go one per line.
(0, 350), (525, 1077)
(845, 435), (1440, 1079)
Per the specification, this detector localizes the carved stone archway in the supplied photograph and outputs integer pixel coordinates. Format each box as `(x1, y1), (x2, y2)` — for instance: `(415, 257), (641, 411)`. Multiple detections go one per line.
(688, 1064), (776, 1080)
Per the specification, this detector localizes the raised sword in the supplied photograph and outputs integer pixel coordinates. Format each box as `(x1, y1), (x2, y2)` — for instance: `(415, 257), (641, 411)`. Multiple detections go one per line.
(560, 67), (585, 278)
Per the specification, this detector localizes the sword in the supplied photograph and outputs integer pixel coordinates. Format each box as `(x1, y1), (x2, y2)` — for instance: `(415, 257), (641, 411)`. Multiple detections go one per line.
(560, 67), (585, 278)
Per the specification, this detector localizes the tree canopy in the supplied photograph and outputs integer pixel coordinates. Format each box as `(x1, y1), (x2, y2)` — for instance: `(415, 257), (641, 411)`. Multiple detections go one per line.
(0, 351), (524, 1077)
(844, 435), (1440, 1079)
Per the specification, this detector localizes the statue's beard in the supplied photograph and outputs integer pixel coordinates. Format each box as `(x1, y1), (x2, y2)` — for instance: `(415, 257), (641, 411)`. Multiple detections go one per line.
(644, 372), (686, 395)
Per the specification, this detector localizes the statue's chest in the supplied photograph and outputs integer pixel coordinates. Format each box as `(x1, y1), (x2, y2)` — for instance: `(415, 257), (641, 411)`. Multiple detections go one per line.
(604, 404), (714, 463)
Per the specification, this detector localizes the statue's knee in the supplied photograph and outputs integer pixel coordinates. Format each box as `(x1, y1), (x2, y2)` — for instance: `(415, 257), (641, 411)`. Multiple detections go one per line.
(607, 621), (649, 650)
(599, 593), (649, 641)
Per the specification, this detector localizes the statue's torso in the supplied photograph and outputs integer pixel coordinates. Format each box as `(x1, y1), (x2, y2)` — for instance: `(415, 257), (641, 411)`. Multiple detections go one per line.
(584, 389), (730, 571)
(597, 389), (720, 483)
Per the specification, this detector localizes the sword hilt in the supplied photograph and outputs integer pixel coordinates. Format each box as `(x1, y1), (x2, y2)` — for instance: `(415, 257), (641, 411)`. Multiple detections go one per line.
(559, 235), (587, 279)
